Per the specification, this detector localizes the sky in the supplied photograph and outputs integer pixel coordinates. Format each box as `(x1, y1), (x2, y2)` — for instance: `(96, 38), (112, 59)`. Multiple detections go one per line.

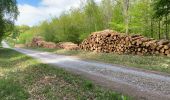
(16, 0), (101, 26)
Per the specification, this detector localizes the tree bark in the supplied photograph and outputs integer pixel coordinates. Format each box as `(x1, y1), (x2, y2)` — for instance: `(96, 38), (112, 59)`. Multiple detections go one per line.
(165, 16), (169, 40)
(150, 19), (153, 38)
(158, 20), (161, 39)
(124, 0), (130, 35)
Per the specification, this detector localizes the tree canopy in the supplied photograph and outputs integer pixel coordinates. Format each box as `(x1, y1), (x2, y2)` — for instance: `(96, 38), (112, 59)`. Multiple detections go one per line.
(0, 0), (19, 41)
(154, 0), (170, 19)
(15, 0), (170, 44)
(153, 0), (170, 39)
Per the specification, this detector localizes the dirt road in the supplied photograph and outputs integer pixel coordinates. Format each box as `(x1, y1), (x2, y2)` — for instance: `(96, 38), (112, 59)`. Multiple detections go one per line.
(2, 41), (170, 100)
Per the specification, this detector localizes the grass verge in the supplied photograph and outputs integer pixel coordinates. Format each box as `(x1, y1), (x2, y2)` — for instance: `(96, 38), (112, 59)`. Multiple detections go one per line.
(28, 47), (170, 74)
(0, 48), (130, 100)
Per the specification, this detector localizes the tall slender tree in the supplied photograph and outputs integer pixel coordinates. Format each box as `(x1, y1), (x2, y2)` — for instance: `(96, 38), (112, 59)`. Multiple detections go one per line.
(100, 0), (114, 29)
(123, 0), (130, 34)
(153, 0), (170, 39)
(84, 0), (103, 32)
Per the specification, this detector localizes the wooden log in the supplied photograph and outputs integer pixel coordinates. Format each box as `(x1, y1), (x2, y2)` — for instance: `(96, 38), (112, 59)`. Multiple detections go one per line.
(80, 30), (170, 56)
(157, 40), (170, 45)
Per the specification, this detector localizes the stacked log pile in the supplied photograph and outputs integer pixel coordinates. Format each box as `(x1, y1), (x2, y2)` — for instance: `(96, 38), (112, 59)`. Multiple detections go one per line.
(43, 42), (56, 49)
(29, 37), (45, 47)
(26, 37), (56, 49)
(56, 42), (79, 50)
(27, 37), (79, 50)
(79, 30), (170, 56)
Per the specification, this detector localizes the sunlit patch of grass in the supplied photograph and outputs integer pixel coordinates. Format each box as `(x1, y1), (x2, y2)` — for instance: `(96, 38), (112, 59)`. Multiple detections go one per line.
(0, 48), (131, 100)
(0, 78), (29, 100)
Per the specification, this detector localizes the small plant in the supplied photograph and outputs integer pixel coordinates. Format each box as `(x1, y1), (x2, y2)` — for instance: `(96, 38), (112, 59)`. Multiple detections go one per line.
(83, 80), (94, 90)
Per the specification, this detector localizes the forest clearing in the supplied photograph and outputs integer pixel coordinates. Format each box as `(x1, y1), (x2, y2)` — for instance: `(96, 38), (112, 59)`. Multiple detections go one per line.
(0, 0), (170, 100)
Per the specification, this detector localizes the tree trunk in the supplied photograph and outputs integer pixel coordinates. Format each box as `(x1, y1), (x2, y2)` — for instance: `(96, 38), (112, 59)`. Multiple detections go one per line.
(158, 20), (161, 39)
(124, 0), (130, 35)
(165, 16), (169, 40)
(150, 19), (153, 38)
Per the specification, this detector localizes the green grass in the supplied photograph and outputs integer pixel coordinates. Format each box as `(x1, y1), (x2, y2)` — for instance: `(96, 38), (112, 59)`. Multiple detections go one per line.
(0, 48), (130, 100)
(28, 47), (170, 74)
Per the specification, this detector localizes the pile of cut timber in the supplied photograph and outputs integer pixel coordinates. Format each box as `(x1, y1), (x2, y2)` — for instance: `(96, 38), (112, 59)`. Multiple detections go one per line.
(56, 42), (79, 50)
(43, 42), (56, 49)
(27, 37), (79, 50)
(27, 37), (56, 49)
(79, 30), (170, 56)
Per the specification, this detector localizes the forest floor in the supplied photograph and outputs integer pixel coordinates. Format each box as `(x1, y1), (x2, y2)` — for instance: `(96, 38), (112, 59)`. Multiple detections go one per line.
(0, 48), (129, 100)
